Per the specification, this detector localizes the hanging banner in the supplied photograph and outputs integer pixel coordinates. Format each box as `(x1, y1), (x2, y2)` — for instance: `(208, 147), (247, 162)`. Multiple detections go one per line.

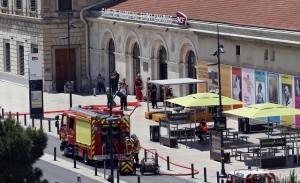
(254, 70), (266, 104)
(220, 65), (232, 111)
(267, 72), (280, 124)
(281, 74), (293, 125)
(232, 66), (242, 109)
(242, 68), (254, 106)
(294, 76), (300, 126)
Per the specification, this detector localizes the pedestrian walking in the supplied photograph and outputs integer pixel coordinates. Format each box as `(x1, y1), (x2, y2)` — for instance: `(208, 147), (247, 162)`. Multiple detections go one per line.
(96, 73), (106, 94)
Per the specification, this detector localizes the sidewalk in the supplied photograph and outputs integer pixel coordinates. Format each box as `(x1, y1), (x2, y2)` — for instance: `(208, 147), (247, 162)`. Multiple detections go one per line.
(0, 80), (299, 183)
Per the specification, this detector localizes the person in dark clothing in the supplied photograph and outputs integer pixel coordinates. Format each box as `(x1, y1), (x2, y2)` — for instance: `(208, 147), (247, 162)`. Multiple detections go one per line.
(119, 78), (128, 110)
(150, 83), (158, 109)
(110, 70), (120, 94)
(96, 73), (106, 94)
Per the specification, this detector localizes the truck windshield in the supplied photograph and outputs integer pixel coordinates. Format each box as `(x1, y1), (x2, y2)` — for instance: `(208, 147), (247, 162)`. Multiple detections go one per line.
(62, 115), (67, 126)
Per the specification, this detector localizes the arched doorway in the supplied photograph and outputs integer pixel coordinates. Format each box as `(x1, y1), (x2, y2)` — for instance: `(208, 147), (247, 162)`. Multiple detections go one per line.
(187, 51), (197, 94)
(158, 46), (167, 101)
(132, 43), (140, 94)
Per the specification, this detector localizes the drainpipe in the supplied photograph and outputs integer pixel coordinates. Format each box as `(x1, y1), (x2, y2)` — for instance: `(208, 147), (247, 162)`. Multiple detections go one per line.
(80, 0), (118, 89)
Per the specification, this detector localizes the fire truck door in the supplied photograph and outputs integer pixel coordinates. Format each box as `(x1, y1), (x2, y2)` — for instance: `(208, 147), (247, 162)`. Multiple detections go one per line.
(68, 117), (75, 144)
(60, 115), (67, 140)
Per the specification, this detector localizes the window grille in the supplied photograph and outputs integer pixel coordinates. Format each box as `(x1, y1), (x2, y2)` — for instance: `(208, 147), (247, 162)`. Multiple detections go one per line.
(30, 0), (36, 11)
(58, 0), (72, 11)
(2, 0), (7, 7)
(5, 43), (10, 72)
(108, 39), (115, 73)
(16, 0), (22, 9)
(19, 45), (24, 75)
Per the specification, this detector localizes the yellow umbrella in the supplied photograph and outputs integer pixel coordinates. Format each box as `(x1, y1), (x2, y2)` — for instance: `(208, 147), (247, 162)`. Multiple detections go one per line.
(223, 103), (300, 118)
(165, 92), (243, 107)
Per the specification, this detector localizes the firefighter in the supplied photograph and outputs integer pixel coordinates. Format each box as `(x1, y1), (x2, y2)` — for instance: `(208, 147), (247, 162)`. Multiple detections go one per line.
(196, 120), (209, 142)
(131, 134), (141, 165)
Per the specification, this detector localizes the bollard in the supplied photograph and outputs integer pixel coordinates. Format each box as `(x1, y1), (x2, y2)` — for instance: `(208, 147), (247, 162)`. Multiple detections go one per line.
(39, 118), (42, 129)
(16, 112), (19, 124)
(55, 120), (59, 134)
(54, 147), (56, 161)
(191, 164), (194, 178)
(77, 174), (82, 183)
(248, 165), (251, 169)
(204, 167), (207, 182)
(217, 171), (220, 183)
(93, 88), (96, 96)
(167, 156), (170, 170)
(48, 120), (51, 132)
(73, 147), (77, 168)
(144, 149), (147, 162)
(221, 179), (224, 183)
(32, 118), (35, 128)
(94, 161), (97, 176)
(1, 108), (4, 119)
(24, 114), (27, 126)
(155, 152), (158, 165)
(117, 169), (120, 183)
(137, 176), (140, 183)
(104, 160), (106, 179)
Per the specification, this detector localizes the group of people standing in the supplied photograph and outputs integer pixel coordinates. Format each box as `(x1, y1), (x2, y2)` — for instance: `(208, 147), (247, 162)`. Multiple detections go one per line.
(97, 71), (158, 110)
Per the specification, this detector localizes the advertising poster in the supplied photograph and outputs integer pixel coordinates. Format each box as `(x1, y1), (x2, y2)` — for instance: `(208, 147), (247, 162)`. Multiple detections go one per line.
(254, 70), (266, 104)
(281, 74), (294, 125)
(220, 65), (232, 111)
(232, 66), (243, 109)
(242, 68), (254, 106)
(198, 61), (210, 92)
(267, 72), (280, 124)
(294, 76), (300, 126)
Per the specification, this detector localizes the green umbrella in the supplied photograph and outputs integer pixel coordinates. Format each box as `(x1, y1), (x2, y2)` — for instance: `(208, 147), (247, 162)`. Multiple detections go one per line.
(165, 92), (243, 107)
(223, 103), (300, 118)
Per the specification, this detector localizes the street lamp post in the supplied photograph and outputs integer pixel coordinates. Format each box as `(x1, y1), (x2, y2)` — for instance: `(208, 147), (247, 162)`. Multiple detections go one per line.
(211, 24), (227, 178)
(63, 12), (75, 108)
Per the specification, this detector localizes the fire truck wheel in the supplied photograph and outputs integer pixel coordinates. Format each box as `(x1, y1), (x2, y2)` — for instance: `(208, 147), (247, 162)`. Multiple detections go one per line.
(83, 151), (89, 164)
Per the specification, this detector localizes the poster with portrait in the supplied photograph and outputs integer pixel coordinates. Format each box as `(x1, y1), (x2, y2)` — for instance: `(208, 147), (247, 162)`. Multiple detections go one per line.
(232, 66), (242, 109)
(254, 70), (266, 104)
(242, 68), (254, 106)
(281, 74), (294, 125)
(267, 72), (280, 124)
(294, 76), (300, 126)
(198, 61), (217, 92)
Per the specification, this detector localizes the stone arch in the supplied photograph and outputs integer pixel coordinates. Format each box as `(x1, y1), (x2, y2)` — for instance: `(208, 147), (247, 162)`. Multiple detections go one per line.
(124, 30), (142, 55)
(149, 33), (169, 60)
(177, 37), (198, 64)
(100, 26), (116, 49)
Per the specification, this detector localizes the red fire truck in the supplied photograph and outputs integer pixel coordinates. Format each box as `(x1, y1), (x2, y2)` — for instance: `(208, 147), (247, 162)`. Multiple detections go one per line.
(57, 107), (130, 164)
(226, 169), (276, 183)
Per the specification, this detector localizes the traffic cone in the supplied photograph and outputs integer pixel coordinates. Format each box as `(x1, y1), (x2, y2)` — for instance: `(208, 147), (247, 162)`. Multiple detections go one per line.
(77, 174), (82, 183)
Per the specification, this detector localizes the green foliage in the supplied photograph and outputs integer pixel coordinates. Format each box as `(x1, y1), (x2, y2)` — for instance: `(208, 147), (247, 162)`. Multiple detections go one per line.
(0, 116), (48, 182)
(275, 170), (300, 183)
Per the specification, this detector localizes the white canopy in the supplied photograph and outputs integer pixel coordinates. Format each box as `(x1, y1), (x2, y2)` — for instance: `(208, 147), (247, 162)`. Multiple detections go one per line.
(148, 78), (207, 86)
(146, 78), (208, 113)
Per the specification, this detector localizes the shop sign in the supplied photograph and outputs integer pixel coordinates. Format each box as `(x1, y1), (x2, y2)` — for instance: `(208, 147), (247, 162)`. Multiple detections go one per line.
(260, 138), (286, 147)
(101, 9), (173, 25)
(176, 12), (187, 26)
(214, 116), (227, 131)
(167, 112), (190, 121)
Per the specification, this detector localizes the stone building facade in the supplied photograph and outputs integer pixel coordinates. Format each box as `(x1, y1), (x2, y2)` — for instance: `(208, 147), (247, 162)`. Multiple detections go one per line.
(0, 0), (103, 92)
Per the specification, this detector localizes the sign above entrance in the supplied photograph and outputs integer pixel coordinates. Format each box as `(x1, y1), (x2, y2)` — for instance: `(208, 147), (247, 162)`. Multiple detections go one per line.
(176, 12), (187, 26)
(101, 9), (188, 26)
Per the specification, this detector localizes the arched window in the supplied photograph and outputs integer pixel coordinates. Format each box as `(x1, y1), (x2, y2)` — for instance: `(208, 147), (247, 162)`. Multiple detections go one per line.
(108, 39), (115, 73)
(187, 51), (197, 94)
(158, 46), (167, 80)
(133, 43), (140, 77)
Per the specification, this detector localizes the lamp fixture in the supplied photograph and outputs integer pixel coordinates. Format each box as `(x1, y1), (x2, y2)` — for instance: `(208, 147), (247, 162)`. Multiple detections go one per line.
(165, 28), (169, 32)
(113, 21), (116, 25)
(138, 25), (142, 28)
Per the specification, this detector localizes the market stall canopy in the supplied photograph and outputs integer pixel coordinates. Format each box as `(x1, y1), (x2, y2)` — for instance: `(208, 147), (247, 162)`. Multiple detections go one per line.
(223, 103), (300, 118)
(165, 92), (243, 107)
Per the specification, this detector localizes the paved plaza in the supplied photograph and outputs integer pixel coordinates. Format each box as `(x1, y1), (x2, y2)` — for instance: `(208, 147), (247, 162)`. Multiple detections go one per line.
(0, 80), (299, 182)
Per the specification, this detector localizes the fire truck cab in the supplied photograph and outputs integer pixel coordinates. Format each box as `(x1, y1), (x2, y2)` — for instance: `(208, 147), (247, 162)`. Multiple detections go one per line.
(57, 107), (130, 164)
(226, 169), (276, 183)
